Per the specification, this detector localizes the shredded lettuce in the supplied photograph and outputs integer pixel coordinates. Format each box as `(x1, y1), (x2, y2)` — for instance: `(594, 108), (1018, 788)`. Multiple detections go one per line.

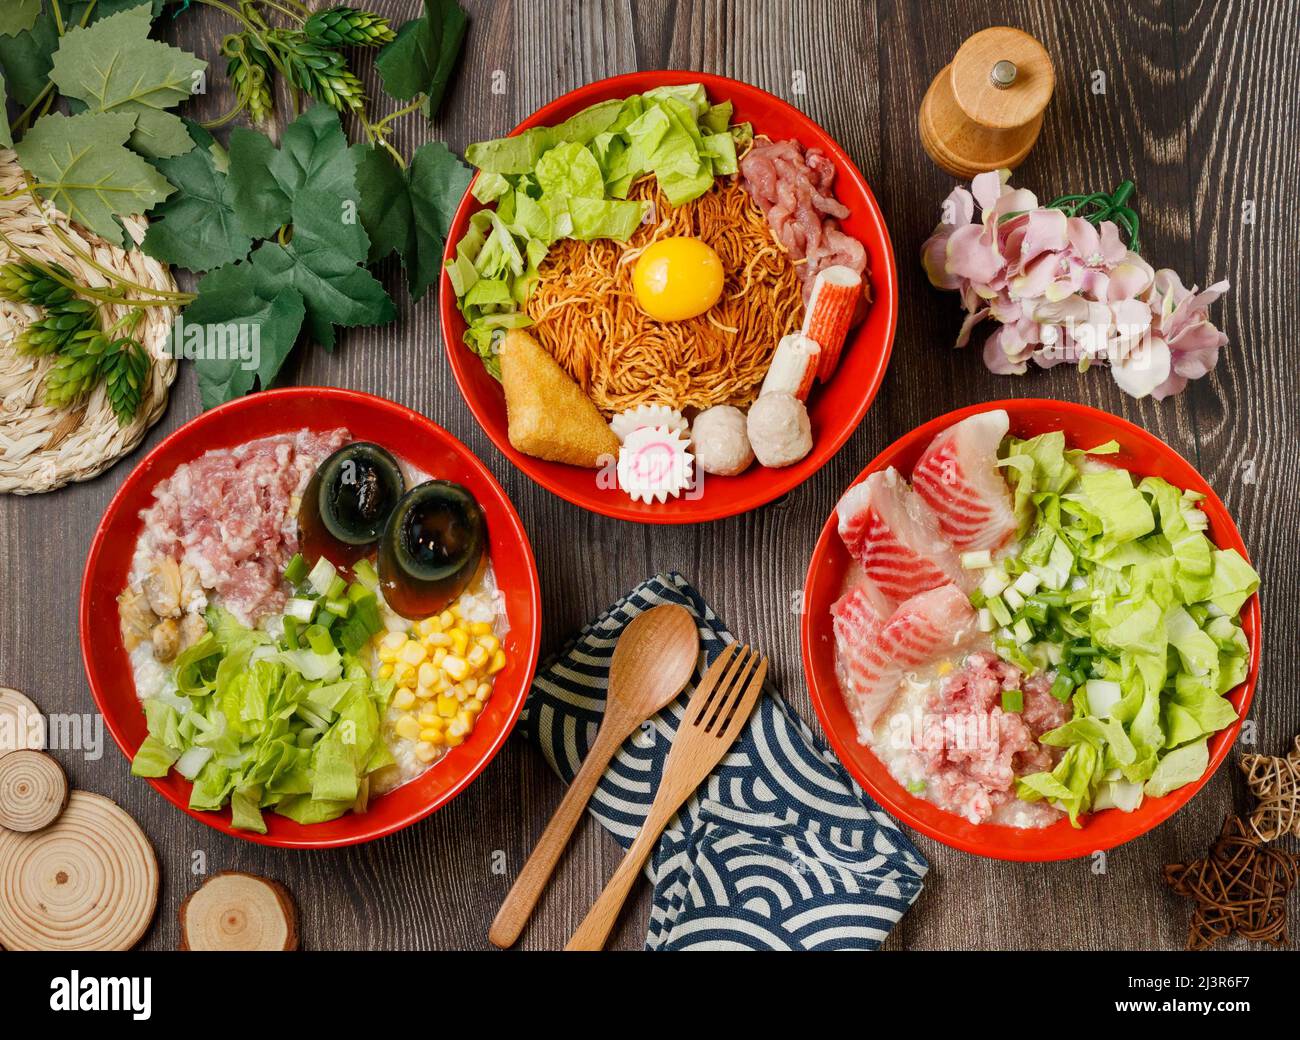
(449, 83), (753, 373)
(995, 433), (1258, 826)
(132, 611), (394, 831)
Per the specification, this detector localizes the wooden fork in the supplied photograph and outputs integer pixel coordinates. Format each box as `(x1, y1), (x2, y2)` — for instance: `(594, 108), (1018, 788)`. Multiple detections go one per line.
(564, 642), (768, 951)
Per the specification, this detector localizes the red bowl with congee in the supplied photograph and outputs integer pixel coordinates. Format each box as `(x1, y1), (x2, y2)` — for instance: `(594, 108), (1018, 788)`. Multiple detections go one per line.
(81, 388), (542, 848)
(801, 400), (1261, 861)
(439, 70), (898, 524)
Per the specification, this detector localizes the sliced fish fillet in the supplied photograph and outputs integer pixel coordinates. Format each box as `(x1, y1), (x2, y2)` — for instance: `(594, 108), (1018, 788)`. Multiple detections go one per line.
(832, 582), (980, 733)
(912, 409), (1017, 552)
(835, 467), (967, 611)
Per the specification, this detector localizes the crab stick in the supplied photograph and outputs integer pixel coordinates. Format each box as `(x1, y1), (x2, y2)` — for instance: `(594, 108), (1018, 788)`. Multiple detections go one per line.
(802, 265), (862, 382)
(760, 333), (821, 401)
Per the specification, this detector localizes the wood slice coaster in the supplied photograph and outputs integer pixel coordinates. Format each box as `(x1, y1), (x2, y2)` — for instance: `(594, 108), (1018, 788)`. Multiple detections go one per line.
(180, 871), (300, 951)
(0, 149), (177, 496)
(0, 750), (68, 832)
(0, 687), (44, 756)
(0, 791), (158, 950)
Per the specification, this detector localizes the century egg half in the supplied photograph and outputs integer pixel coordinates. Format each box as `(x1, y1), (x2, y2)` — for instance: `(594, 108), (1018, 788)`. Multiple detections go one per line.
(378, 480), (487, 619)
(299, 442), (406, 567)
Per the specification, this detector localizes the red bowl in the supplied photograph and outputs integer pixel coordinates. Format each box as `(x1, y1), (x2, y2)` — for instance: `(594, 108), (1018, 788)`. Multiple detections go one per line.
(80, 388), (542, 848)
(801, 400), (1262, 861)
(439, 70), (898, 524)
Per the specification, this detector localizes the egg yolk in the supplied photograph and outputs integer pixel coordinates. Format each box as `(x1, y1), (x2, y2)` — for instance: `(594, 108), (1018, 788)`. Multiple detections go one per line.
(632, 237), (724, 322)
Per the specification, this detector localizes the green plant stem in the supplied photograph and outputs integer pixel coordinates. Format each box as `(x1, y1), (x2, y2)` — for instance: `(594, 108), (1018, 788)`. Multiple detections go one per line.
(373, 96), (427, 133)
(50, 0), (65, 35)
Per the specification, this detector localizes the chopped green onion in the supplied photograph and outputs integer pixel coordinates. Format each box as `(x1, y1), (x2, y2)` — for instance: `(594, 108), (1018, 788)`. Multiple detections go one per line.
(969, 588), (987, 609)
(906, 779), (927, 794)
(324, 597), (352, 618)
(1001, 688), (1024, 713)
(283, 597), (317, 624)
(1012, 618), (1034, 645)
(353, 596), (382, 635)
(988, 596), (1012, 627)
(352, 558), (379, 588)
(281, 615), (302, 649)
(346, 581), (371, 604)
(337, 617), (371, 654)
(326, 574), (347, 600)
(283, 553), (309, 586)
(1049, 672), (1075, 702)
(307, 556), (338, 596)
(961, 550), (992, 570)
(1020, 597), (1050, 624)
(305, 624), (334, 656)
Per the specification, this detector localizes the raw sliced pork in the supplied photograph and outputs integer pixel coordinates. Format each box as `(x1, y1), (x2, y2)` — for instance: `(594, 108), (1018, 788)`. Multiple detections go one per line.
(912, 409), (1017, 551)
(835, 467), (967, 611)
(832, 582), (979, 733)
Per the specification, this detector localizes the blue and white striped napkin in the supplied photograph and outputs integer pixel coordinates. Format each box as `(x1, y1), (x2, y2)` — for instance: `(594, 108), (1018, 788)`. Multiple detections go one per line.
(518, 573), (928, 950)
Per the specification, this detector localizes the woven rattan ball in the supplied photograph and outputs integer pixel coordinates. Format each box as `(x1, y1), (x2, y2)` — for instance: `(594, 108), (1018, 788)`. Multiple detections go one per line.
(0, 149), (177, 495)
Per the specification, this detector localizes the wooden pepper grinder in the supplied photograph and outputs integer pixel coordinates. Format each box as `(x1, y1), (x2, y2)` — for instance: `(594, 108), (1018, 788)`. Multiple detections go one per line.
(919, 26), (1055, 178)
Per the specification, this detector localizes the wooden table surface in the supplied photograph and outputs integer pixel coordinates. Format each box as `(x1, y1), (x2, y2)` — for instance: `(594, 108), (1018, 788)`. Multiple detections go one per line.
(1, 0), (1296, 952)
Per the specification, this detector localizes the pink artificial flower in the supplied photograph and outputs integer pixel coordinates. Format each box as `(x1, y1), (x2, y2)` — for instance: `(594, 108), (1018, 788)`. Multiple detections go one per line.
(920, 170), (1230, 399)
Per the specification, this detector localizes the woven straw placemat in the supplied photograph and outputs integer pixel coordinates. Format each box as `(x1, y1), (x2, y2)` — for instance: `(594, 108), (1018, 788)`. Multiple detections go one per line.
(0, 149), (177, 495)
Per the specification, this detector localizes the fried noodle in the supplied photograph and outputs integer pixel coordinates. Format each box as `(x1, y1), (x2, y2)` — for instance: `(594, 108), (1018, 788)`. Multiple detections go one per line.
(525, 178), (803, 416)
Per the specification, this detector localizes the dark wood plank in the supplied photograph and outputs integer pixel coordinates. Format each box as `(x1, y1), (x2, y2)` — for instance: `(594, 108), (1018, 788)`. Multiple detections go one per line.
(0, 0), (1294, 952)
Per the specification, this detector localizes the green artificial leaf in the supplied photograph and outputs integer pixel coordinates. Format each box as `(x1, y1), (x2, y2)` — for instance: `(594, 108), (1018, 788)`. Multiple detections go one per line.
(250, 186), (396, 349)
(375, 0), (467, 117)
(0, 71), (11, 148)
(229, 104), (356, 240)
(183, 259), (307, 408)
(50, 3), (205, 159)
(0, 1), (167, 114)
(0, 1), (40, 38)
(142, 120), (252, 272)
(353, 139), (471, 300)
(15, 110), (173, 245)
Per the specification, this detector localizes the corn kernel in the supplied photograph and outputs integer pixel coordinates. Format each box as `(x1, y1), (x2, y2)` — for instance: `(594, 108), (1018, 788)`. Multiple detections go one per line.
(438, 610), (455, 629)
(447, 716), (470, 739)
(425, 631), (452, 647)
(377, 647), (397, 664)
(427, 715), (446, 731)
(394, 714), (420, 741)
(436, 694), (459, 718)
(467, 645), (489, 670)
(464, 699), (482, 717)
(381, 631), (407, 652)
(449, 602), (463, 618)
(444, 732), (464, 748)
(488, 650), (506, 675)
(393, 688), (416, 710)
(415, 741), (440, 763)
(415, 684), (435, 700)
(476, 634), (500, 654)
(469, 621), (493, 637)
(398, 670), (417, 690)
(377, 663), (395, 680)
(450, 629), (470, 656)
(416, 618), (436, 637)
(458, 679), (477, 697)
(418, 710), (437, 725)
(442, 655), (469, 682)
(398, 641), (427, 666)
(418, 662), (437, 688)
(432, 647), (448, 665)
(419, 726), (443, 743)
(474, 681), (492, 702)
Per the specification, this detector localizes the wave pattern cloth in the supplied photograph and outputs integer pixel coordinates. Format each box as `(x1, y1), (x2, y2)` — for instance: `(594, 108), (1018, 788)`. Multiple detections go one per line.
(518, 573), (929, 950)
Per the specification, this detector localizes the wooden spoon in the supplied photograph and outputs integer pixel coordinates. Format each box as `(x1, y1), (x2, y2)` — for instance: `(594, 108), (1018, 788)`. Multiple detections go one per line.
(565, 642), (767, 951)
(489, 603), (700, 948)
